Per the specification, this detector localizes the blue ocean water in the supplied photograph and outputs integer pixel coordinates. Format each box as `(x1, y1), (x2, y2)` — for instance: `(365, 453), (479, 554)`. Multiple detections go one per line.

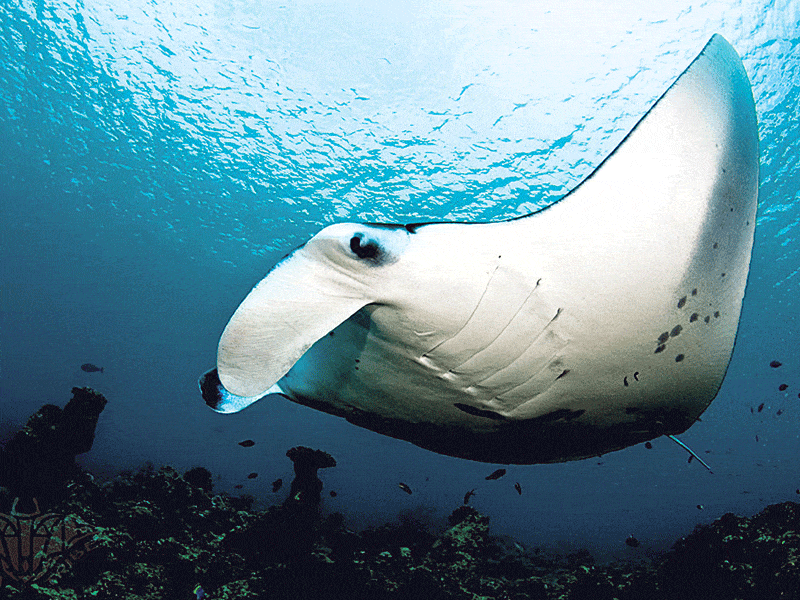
(1, 0), (798, 560)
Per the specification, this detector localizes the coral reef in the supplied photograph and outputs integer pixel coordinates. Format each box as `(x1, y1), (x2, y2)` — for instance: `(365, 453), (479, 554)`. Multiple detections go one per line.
(285, 446), (336, 510)
(0, 387), (107, 512)
(0, 392), (797, 599)
(0, 462), (795, 599)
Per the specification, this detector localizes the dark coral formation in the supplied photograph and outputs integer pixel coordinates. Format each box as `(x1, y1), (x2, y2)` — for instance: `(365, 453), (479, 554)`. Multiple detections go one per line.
(285, 445), (336, 510)
(0, 387), (107, 512)
(659, 502), (800, 600)
(0, 461), (795, 599)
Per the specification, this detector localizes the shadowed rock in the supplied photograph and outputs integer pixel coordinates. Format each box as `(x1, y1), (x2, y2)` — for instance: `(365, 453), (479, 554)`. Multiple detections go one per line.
(285, 446), (336, 510)
(0, 387), (107, 511)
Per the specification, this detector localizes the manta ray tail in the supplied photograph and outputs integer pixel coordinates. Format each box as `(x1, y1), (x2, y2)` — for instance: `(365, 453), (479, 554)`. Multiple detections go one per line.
(667, 434), (713, 474)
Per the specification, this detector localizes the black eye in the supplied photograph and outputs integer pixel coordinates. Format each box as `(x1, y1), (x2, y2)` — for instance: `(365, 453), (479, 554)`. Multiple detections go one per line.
(350, 235), (380, 259)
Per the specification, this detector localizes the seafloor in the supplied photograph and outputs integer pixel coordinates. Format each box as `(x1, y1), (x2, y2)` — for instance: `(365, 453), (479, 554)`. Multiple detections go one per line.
(0, 388), (798, 600)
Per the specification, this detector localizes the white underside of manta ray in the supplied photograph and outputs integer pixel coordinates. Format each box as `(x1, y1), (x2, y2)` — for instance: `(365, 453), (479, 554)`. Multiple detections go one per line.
(200, 34), (759, 465)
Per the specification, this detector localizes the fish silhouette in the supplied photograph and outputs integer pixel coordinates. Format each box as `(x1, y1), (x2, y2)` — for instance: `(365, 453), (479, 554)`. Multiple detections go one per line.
(80, 363), (103, 373)
(485, 468), (506, 480)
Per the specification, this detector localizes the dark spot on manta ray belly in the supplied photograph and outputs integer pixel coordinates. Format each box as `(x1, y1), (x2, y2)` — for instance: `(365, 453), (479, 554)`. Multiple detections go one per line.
(677, 296), (687, 308)
(658, 332), (670, 344)
(690, 313), (699, 322)
(670, 325), (682, 337)
(453, 403), (507, 420)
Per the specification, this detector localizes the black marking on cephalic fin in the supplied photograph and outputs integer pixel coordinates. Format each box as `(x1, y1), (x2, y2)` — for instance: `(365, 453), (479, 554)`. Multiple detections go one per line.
(199, 368), (224, 410)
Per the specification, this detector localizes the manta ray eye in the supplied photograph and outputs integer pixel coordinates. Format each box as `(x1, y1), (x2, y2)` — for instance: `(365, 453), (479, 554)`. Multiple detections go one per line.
(349, 235), (380, 260)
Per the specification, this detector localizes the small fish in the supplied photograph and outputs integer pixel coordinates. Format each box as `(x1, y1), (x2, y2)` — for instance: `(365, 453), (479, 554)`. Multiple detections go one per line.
(272, 478), (283, 492)
(688, 455), (694, 464)
(193, 584), (205, 600)
(398, 482), (412, 495)
(645, 442), (653, 449)
(485, 468), (506, 480)
(779, 384), (788, 391)
(514, 482), (522, 495)
(247, 472), (258, 479)
(696, 504), (704, 510)
(757, 403), (765, 413)
(238, 440), (255, 447)
(625, 535), (640, 548)
(513, 541), (525, 553)
(796, 489), (799, 495)
(234, 484), (243, 489)
(770, 360), (782, 368)
(329, 490), (337, 497)
(463, 489), (476, 504)
(81, 363), (103, 373)
(777, 409), (783, 416)
(755, 435), (759, 442)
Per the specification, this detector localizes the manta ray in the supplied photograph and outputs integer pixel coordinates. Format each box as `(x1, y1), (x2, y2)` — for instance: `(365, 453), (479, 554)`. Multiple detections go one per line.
(200, 34), (759, 465)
